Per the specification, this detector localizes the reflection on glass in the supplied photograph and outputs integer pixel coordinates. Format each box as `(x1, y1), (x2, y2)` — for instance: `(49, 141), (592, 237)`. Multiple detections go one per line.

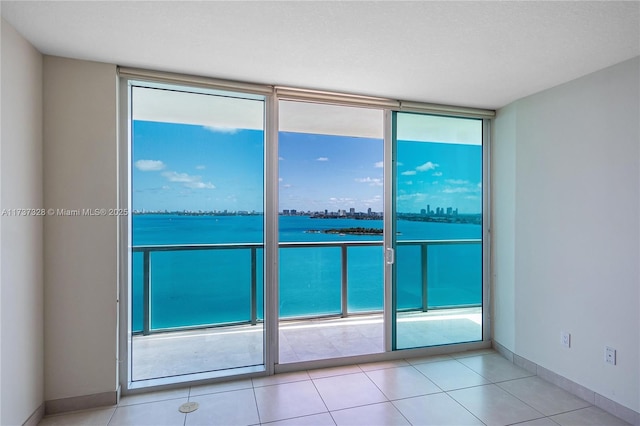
(394, 113), (483, 349)
(130, 85), (265, 381)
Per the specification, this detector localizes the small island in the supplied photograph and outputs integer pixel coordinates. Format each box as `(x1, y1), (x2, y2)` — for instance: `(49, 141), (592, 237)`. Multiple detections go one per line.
(306, 227), (383, 236)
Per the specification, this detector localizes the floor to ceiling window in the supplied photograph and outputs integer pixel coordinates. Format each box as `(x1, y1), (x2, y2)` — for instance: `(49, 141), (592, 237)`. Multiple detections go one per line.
(120, 70), (491, 389)
(391, 112), (484, 350)
(277, 101), (385, 363)
(128, 82), (267, 383)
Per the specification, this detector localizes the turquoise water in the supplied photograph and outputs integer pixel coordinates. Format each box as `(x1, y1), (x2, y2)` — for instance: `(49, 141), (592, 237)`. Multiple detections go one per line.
(131, 215), (482, 332)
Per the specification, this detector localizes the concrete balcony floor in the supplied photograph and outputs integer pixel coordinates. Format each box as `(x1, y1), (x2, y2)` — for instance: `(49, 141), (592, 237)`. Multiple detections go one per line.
(131, 307), (482, 381)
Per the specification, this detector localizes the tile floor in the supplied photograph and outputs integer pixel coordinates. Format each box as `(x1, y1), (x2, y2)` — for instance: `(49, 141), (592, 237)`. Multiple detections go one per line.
(39, 349), (631, 426)
(132, 308), (482, 380)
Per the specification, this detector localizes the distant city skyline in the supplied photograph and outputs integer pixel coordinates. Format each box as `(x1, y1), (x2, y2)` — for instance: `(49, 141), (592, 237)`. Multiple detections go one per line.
(132, 121), (482, 214)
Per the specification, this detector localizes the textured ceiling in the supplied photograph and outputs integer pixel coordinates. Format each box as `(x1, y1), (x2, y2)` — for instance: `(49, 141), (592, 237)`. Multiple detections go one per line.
(2, 1), (639, 109)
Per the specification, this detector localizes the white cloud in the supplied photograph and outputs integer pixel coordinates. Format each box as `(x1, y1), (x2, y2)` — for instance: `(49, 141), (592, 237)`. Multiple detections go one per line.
(406, 181), (413, 185)
(162, 185), (171, 190)
(401, 170), (416, 176)
(279, 157), (285, 161)
(374, 161), (384, 168)
(162, 171), (215, 189)
(162, 171), (193, 183)
(195, 165), (206, 170)
(397, 192), (428, 201)
(135, 159), (166, 171)
(185, 181), (216, 189)
(316, 157), (329, 162)
(416, 161), (439, 172)
(204, 125), (239, 134)
(355, 177), (383, 186)
(282, 184), (292, 188)
(445, 179), (469, 185)
(328, 197), (355, 204)
(442, 187), (471, 194)
(432, 171), (443, 177)
(278, 178), (283, 182)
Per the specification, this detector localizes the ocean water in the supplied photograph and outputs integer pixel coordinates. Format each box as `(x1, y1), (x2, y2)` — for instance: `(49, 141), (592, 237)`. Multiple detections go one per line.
(131, 215), (482, 332)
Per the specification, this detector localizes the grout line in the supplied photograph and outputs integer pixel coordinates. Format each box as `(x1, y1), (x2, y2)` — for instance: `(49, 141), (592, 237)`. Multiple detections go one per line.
(251, 385), (262, 425)
(406, 363), (445, 393)
(441, 390), (489, 426)
(504, 414), (550, 426)
(478, 383), (546, 419)
(443, 382), (493, 393)
(387, 400), (414, 426)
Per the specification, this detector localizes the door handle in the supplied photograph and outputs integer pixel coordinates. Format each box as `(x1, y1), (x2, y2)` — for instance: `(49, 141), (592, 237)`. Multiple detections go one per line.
(385, 247), (395, 265)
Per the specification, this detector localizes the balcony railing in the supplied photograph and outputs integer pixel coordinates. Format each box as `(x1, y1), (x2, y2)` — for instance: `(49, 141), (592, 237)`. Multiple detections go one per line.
(132, 239), (481, 335)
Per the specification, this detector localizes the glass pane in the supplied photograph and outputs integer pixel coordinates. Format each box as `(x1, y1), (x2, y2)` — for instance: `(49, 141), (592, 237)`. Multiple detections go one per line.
(394, 113), (483, 350)
(279, 247), (341, 317)
(130, 85), (265, 381)
(347, 246), (384, 312)
(278, 101), (384, 363)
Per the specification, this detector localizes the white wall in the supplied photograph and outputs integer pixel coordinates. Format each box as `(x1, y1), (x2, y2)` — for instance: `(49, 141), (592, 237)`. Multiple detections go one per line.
(491, 102), (517, 350)
(43, 56), (118, 402)
(493, 56), (640, 412)
(0, 18), (44, 426)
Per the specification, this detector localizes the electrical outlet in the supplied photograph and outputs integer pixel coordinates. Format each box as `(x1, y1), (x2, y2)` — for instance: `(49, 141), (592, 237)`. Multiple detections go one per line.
(605, 346), (616, 365)
(561, 331), (571, 348)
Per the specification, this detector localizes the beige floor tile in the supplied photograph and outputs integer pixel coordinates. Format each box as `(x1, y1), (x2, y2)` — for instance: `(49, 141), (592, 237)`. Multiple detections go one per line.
(365, 366), (442, 400)
(189, 378), (252, 397)
(118, 388), (189, 406)
(313, 373), (387, 411)
(413, 359), (490, 391)
(448, 384), (545, 426)
(550, 406), (631, 426)
(358, 359), (410, 372)
(262, 413), (336, 426)
(108, 399), (188, 426)
(254, 380), (327, 423)
(405, 353), (454, 366)
(252, 370), (310, 387)
(497, 376), (591, 416)
(457, 353), (534, 382)
(450, 348), (496, 359)
(331, 402), (410, 426)
(392, 393), (484, 426)
(308, 364), (363, 379)
(513, 418), (562, 426)
(185, 388), (259, 426)
(38, 407), (115, 426)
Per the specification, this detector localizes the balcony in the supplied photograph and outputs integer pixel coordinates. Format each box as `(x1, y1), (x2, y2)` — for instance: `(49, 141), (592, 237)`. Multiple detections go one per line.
(130, 239), (482, 381)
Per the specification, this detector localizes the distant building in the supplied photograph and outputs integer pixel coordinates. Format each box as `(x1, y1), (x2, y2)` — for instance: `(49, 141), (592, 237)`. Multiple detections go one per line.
(420, 208), (426, 215)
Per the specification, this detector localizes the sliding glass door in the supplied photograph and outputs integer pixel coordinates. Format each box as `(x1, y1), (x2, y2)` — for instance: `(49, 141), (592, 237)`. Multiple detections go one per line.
(391, 112), (484, 350)
(129, 83), (266, 382)
(122, 73), (491, 390)
(277, 100), (385, 363)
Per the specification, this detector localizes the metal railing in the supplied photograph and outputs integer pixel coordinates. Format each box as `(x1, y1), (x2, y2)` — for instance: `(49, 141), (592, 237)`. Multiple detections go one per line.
(132, 239), (481, 335)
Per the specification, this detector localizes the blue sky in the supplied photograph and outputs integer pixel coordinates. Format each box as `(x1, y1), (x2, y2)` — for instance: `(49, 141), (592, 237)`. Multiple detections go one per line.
(132, 121), (482, 213)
